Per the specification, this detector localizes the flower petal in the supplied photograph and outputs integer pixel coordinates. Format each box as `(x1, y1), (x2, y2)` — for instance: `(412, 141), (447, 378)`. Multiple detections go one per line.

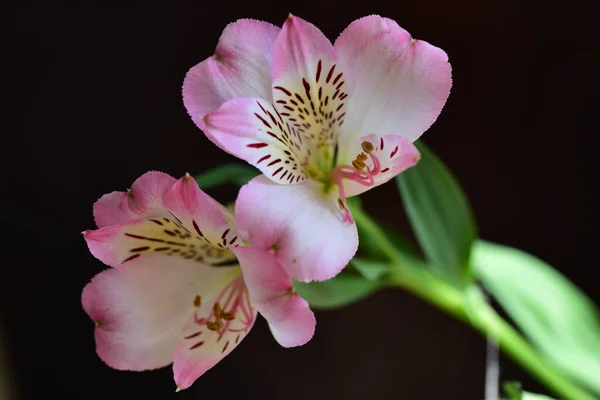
(234, 176), (358, 282)
(203, 97), (309, 184)
(343, 134), (421, 197)
(334, 15), (452, 162)
(81, 255), (241, 371)
(232, 246), (315, 347)
(271, 15), (347, 172)
(93, 171), (176, 228)
(84, 176), (238, 268)
(183, 19), (280, 131)
(162, 175), (241, 248)
(271, 15), (336, 91)
(173, 276), (256, 390)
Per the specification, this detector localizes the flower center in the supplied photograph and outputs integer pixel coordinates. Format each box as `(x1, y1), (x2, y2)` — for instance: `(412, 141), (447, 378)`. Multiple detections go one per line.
(271, 59), (349, 182)
(329, 141), (381, 223)
(185, 276), (254, 351)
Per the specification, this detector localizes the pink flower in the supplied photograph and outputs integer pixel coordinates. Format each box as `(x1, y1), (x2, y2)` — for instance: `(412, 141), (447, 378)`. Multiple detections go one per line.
(183, 15), (452, 282)
(82, 171), (315, 390)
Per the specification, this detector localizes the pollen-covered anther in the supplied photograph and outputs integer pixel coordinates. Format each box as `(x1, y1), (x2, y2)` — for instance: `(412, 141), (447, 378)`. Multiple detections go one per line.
(222, 312), (236, 321)
(206, 320), (223, 331)
(193, 295), (201, 308)
(213, 302), (223, 319)
(337, 197), (346, 210)
(352, 159), (366, 170)
(357, 153), (368, 162)
(361, 141), (374, 154)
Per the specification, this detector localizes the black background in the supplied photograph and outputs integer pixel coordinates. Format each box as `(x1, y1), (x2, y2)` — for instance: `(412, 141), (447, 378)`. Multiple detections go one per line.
(3, 2), (599, 399)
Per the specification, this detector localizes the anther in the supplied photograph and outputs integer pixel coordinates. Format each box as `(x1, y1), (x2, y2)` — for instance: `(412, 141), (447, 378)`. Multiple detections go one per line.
(361, 141), (374, 153)
(337, 198), (346, 210)
(194, 295), (201, 308)
(213, 302), (223, 319)
(222, 312), (236, 321)
(206, 321), (220, 331)
(357, 153), (368, 162)
(352, 159), (366, 170)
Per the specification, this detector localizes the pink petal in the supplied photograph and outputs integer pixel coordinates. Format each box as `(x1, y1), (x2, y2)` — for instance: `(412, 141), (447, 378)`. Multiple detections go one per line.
(234, 176), (358, 282)
(81, 255), (240, 371)
(93, 171), (176, 228)
(232, 246), (315, 347)
(343, 134), (421, 197)
(203, 97), (309, 185)
(173, 276), (256, 390)
(334, 16), (452, 162)
(183, 19), (280, 131)
(270, 16), (345, 168)
(271, 15), (336, 86)
(162, 175), (240, 248)
(84, 175), (239, 268)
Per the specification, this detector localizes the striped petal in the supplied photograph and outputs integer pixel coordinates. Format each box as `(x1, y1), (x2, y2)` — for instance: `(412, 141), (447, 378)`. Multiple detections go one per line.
(84, 175), (239, 268)
(271, 15), (348, 176)
(203, 97), (310, 184)
(81, 255), (244, 373)
(173, 275), (256, 390)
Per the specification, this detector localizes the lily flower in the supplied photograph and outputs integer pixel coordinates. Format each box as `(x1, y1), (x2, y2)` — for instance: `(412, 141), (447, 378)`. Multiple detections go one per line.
(183, 15), (452, 282)
(82, 171), (315, 390)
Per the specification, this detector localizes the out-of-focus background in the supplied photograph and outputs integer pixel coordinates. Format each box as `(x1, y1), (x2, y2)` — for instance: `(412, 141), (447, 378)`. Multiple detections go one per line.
(3, 2), (598, 399)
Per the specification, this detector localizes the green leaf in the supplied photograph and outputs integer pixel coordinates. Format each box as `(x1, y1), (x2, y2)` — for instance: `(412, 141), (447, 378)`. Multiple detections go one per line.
(396, 142), (477, 287)
(473, 240), (600, 395)
(504, 381), (524, 400)
(195, 163), (259, 190)
(503, 381), (556, 400)
(351, 258), (389, 281)
(293, 273), (382, 310)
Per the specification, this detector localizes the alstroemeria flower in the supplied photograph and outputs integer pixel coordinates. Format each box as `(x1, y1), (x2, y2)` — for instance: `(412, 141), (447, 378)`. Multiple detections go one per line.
(82, 171), (315, 390)
(183, 15), (452, 282)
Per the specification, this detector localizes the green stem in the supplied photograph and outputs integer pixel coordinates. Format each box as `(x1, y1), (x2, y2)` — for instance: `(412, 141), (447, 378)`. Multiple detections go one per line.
(351, 206), (596, 400)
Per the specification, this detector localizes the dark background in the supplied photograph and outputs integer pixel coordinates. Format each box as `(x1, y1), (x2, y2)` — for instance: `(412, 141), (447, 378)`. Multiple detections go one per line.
(3, 2), (599, 399)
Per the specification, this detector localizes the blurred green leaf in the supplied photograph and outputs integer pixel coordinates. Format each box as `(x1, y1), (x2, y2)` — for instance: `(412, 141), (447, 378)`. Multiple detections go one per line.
(473, 240), (600, 395)
(396, 142), (476, 287)
(195, 163), (259, 189)
(504, 381), (556, 400)
(293, 273), (382, 309)
(504, 381), (524, 400)
(351, 258), (389, 281)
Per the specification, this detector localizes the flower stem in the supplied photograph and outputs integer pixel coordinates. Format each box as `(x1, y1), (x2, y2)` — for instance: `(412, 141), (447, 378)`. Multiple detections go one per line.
(350, 206), (596, 400)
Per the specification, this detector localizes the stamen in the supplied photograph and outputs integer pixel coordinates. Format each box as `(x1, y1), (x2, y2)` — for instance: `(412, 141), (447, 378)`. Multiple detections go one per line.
(213, 302), (223, 319)
(206, 320), (223, 331)
(331, 140), (383, 224)
(352, 159), (366, 170)
(222, 312), (236, 320)
(361, 141), (374, 153)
